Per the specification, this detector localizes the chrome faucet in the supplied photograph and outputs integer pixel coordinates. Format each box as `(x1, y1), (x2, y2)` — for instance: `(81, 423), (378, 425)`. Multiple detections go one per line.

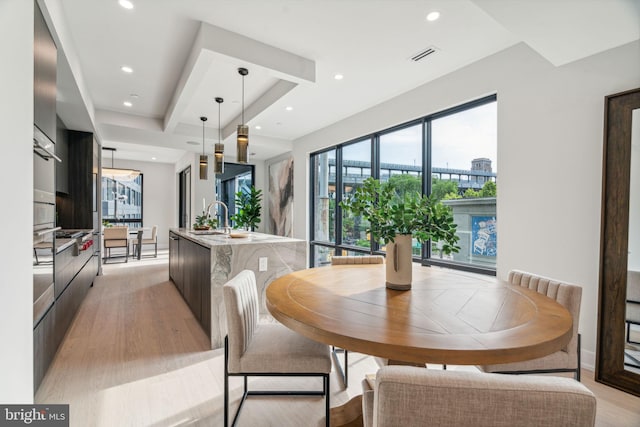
(206, 201), (230, 234)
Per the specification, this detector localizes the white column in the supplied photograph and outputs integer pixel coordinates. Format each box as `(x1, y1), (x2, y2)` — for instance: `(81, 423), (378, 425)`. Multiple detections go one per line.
(0, 0), (35, 401)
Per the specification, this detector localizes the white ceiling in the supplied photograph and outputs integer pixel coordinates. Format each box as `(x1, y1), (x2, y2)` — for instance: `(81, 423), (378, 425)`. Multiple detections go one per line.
(44, 0), (639, 164)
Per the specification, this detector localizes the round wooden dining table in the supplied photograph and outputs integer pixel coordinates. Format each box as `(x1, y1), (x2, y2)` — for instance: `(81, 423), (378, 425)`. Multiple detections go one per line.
(266, 264), (573, 366)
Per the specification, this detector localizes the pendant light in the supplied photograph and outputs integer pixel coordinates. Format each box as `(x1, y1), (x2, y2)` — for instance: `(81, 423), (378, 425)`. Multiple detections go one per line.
(237, 67), (249, 163)
(102, 147), (140, 181)
(199, 116), (208, 180)
(213, 97), (224, 174)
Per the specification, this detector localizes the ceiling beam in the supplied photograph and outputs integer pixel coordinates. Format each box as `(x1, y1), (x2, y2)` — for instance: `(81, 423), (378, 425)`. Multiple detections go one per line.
(163, 21), (315, 134)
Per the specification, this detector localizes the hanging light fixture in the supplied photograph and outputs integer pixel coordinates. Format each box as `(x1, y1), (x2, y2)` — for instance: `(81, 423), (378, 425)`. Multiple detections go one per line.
(199, 116), (208, 180)
(213, 97), (225, 174)
(237, 67), (249, 163)
(102, 147), (141, 181)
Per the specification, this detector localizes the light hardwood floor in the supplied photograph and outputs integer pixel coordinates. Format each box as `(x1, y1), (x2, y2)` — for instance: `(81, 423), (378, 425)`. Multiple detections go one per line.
(36, 252), (640, 426)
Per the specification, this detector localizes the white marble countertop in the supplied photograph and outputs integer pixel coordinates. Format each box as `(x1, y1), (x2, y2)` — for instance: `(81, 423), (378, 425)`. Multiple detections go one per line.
(169, 228), (305, 248)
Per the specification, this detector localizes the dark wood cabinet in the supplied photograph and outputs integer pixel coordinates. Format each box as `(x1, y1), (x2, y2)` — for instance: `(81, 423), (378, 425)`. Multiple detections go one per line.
(33, 305), (56, 391)
(36, 239), (97, 391)
(181, 239), (202, 321)
(169, 233), (211, 337)
(57, 131), (95, 229)
(55, 118), (69, 194)
(169, 232), (182, 293)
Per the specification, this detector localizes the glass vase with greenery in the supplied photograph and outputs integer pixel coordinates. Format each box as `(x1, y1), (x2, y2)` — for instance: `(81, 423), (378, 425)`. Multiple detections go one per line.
(231, 186), (262, 231)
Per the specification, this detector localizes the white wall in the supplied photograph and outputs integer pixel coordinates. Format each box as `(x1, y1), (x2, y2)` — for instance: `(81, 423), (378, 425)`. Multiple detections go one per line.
(116, 159), (176, 249)
(0, 0), (34, 401)
(292, 41), (640, 364)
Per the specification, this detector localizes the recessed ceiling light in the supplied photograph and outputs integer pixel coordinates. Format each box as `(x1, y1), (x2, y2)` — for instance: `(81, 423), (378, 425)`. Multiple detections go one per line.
(285, 106), (293, 111)
(123, 101), (132, 107)
(130, 93), (139, 99)
(151, 157), (157, 160)
(255, 125), (262, 130)
(276, 122), (282, 126)
(119, 0), (134, 10)
(426, 11), (440, 22)
(186, 140), (199, 146)
(334, 73), (344, 80)
(121, 65), (133, 73)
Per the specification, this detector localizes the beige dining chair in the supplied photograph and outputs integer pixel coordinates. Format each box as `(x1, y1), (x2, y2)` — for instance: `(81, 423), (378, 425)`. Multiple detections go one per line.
(330, 254), (385, 388)
(478, 269), (582, 380)
(223, 270), (331, 427)
(131, 225), (158, 258)
(362, 366), (596, 427)
(103, 226), (129, 263)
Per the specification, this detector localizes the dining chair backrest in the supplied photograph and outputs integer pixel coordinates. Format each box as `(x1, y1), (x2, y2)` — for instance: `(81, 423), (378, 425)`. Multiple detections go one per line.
(223, 270), (259, 372)
(104, 226), (129, 241)
(508, 270), (581, 354)
(363, 366), (596, 427)
(331, 255), (384, 265)
(150, 225), (158, 240)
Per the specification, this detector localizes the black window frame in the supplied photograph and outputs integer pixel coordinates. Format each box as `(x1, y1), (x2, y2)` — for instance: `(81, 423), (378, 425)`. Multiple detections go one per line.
(309, 94), (497, 275)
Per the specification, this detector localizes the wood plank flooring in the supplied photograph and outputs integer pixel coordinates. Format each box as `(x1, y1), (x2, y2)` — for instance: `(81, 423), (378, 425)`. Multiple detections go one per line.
(36, 252), (640, 426)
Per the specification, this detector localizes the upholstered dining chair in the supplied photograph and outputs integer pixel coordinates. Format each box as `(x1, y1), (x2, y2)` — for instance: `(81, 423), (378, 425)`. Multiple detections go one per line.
(330, 255), (385, 388)
(223, 270), (332, 427)
(103, 226), (129, 263)
(131, 225), (158, 258)
(478, 269), (582, 380)
(362, 366), (596, 427)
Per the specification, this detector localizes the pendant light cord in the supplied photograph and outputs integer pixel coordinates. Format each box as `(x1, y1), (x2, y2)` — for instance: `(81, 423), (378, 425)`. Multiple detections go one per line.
(241, 73), (245, 125)
(218, 102), (222, 142)
(202, 120), (205, 155)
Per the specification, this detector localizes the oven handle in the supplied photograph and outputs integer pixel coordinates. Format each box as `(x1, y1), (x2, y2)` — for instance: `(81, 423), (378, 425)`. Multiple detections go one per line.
(33, 126), (62, 162)
(34, 226), (61, 236)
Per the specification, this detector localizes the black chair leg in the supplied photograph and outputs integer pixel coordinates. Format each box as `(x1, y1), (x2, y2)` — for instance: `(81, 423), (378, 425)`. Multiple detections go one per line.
(224, 336), (229, 427)
(325, 374), (330, 427)
(576, 333), (581, 382)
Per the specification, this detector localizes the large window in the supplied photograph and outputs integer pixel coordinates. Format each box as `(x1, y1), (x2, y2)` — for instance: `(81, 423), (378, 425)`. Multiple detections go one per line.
(310, 95), (497, 273)
(101, 172), (143, 229)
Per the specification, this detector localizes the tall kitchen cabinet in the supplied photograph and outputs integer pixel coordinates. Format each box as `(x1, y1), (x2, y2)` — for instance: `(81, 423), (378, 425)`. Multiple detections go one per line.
(56, 129), (99, 230)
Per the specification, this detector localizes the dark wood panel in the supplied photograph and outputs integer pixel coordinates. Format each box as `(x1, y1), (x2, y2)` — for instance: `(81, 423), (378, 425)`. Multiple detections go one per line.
(196, 242), (211, 336)
(597, 88), (640, 397)
(33, 305), (56, 391)
(55, 118), (69, 194)
(169, 233), (211, 336)
(181, 238), (202, 321)
(169, 232), (182, 292)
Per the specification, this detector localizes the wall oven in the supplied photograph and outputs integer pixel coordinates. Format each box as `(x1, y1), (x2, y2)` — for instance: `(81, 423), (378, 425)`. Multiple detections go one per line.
(33, 125), (59, 325)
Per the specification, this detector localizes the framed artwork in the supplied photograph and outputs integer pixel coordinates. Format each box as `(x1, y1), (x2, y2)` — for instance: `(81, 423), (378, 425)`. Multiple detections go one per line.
(268, 157), (294, 237)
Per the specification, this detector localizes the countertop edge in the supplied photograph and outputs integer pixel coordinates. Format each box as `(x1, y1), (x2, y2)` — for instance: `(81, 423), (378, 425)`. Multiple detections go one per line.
(169, 228), (305, 248)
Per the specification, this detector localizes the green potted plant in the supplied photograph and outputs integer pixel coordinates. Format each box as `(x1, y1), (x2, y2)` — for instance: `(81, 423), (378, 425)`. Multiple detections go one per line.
(231, 186), (262, 231)
(340, 177), (459, 290)
(193, 212), (218, 230)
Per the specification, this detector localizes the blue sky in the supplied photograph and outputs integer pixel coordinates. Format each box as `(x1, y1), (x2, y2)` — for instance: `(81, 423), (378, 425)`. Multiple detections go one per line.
(339, 101), (497, 173)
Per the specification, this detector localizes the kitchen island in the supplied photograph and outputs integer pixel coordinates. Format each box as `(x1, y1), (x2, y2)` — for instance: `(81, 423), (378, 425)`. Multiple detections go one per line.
(168, 228), (307, 349)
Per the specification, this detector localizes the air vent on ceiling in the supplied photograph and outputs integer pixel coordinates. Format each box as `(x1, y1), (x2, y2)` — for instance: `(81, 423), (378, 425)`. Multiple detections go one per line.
(410, 45), (439, 62)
